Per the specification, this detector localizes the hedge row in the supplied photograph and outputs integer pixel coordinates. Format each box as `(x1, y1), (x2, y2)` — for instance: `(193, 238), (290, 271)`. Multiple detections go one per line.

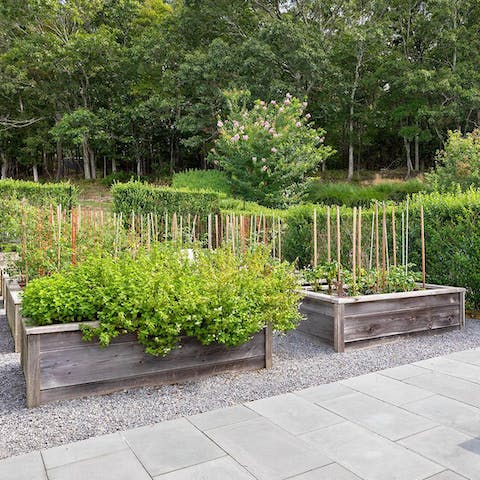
(284, 191), (480, 310)
(111, 181), (222, 217)
(0, 179), (78, 207)
(111, 181), (480, 309)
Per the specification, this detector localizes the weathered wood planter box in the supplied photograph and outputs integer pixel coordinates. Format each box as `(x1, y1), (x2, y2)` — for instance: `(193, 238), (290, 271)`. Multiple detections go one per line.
(298, 285), (466, 352)
(4, 278), (22, 353)
(22, 319), (272, 408)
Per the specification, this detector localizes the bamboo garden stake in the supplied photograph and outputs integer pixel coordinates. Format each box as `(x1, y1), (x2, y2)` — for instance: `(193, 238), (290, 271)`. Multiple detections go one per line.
(421, 204), (426, 289)
(352, 207), (357, 295)
(327, 206), (331, 262)
(357, 206), (362, 272)
(382, 203), (387, 289)
(336, 206), (342, 294)
(392, 206), (397, 267)
(313, 208), (318, 267)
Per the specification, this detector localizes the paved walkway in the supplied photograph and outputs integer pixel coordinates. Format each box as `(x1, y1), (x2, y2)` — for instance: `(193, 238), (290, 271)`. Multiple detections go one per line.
(3, 349), (480, 479)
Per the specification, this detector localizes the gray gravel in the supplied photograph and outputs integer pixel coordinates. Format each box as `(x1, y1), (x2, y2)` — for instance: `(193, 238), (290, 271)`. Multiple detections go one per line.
(1, 302), (480, 460)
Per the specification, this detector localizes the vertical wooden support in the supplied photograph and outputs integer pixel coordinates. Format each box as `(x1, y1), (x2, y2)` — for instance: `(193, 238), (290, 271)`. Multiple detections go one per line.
(459, 291), (466, 329)
(265, 323), (273, 368)
(420, 204), (426, 289)
(333, 303), (345, 353)
(327, 206), (331, 263)
(392, 206), (397, 267)
(357, 206), (362, 271)
(313, 208), (318, 267)
(25, 333), (41, 408)
(352, 207), (357, 295)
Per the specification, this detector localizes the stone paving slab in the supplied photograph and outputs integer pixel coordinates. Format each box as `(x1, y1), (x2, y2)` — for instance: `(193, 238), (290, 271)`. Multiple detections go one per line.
(3, 347), (480, 479)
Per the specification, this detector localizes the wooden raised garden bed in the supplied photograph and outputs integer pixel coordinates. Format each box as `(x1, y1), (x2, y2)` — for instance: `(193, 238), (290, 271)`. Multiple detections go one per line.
(22, 319), (272, 408)
(4, 277), (22, 353)
(298, 284), (466, 352)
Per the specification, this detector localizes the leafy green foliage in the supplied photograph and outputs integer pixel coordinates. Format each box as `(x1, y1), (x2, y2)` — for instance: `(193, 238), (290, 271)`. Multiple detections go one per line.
(426, 130), (480, 191)
(303, 263), (420, 296)
(306, 180), (428, 207)
(208, 92), (334, 208)
(0, 180), (78, 207)
(112, 181), (221, 217)
(172, 169), (232, 195)
(21, 245), (301, 355)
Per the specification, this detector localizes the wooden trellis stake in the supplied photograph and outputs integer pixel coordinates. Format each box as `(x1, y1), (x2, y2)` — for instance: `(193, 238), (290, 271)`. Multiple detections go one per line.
(327, 206), (331, 263)
(352, 207), (357, 295)
(357, 206), (362, 272)
(421, 204), (426, 289)
(382, 203), (387, 289)
(336, 206), (342, 294)
(392, 205), (397, 267)
(313, 208), (318, 267)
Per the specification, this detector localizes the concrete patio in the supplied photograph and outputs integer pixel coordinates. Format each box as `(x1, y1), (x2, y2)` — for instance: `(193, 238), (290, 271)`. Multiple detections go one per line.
(2, 348), (480, 479)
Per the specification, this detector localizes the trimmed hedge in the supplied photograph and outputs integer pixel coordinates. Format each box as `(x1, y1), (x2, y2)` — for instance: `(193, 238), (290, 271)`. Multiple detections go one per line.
(111, 181), (222, 217)
(283, 192), (480, 310)
(0, 179), (78, 206)
(306, 179), (429, 207)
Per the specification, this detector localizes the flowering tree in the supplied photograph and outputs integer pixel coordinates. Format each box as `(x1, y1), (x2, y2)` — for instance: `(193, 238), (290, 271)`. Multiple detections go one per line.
(208, 92), (334, 208)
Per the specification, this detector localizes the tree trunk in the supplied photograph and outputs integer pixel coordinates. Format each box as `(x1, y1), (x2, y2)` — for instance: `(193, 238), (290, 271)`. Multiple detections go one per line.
(111, 157), (117, 173)
(414, 134), (420, 171)
(136, 155), (142, 177)
(82, 137), (92, 180)
(103, 156), (107, 178)
(55, 140), (64, 180)
(1, 152), (8, 179)
(347, 45), (364, 181)
(32, 165), (39, 183)
(404, 137), (414, 178)
(89, 147), (96, 180)
(169, 134), (175, 175)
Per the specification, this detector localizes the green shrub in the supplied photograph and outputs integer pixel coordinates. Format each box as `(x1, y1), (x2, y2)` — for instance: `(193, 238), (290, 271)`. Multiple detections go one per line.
(426, 129), (480, 191)
(22, 246), (301, 355)
(111, 181), (222, 217)
(306, 180), (428, 207)
(172, 169), (232, 195)
(208, 91), (334, 208)
(0, 179), (78, 207)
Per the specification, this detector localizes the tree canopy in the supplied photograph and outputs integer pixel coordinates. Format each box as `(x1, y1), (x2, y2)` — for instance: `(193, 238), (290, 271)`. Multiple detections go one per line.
(1, 0), (479, 180)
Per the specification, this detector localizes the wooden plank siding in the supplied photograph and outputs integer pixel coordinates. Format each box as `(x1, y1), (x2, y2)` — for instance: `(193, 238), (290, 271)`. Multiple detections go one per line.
(5, 280), (22, 353)
(22, 319), (271, 408)
(299, 286), (465, 352)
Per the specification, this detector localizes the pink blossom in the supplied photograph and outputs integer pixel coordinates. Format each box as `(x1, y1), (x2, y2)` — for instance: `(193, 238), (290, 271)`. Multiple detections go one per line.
(279, 107), (284, 112)
(319, 137), (325, 143)
(269, 128), (275, 135)
(302, 101), (308, 108)
(232, 134), (240, 142)
(271, 147), (278, 153)
(270, 100), (277, 105)
(305, 113), (311, 119)
(242, 135), (249, 141)
(264, 122), (270, 129)
(217, 120), (223, 128)
(233, 120), (239, 128)
(261, 158), (266, 163)
(262, 165), (268, 171)
(296, 121), (302, 127)
(240, 125), (245, 132)
(213, 160), (219, 166)
(286, 92), (292, 99)
(252, 156), (257, 162)
(260, 100), (265, 106)
(284, 99), (291, 105)
(263, 106), (267, 110)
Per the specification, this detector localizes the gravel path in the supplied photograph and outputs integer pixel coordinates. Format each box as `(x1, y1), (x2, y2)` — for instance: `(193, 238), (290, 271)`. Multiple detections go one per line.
(1, 304), (480, 460)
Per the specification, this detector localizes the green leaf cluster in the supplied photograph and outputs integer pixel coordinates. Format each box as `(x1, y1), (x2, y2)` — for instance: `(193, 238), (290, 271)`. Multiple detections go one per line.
(21, 245), (301, 356)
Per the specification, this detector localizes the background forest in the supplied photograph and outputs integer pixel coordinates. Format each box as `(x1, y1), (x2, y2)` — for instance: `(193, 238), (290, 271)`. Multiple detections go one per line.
(1, 0), (479, 181)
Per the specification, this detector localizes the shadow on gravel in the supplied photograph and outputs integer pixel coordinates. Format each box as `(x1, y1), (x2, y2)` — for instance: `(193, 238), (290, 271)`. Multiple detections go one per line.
(0, 314), (14, 354)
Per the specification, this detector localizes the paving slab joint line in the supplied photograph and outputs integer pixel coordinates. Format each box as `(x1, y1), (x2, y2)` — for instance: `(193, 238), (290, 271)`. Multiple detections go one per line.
(118, 434), (157, 480)
(185, 408), (256, 433)
(424, 470), (470, 480)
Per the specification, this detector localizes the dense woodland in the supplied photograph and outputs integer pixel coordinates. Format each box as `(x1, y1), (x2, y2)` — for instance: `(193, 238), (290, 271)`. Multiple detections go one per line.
(1, 0), (479, 181)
